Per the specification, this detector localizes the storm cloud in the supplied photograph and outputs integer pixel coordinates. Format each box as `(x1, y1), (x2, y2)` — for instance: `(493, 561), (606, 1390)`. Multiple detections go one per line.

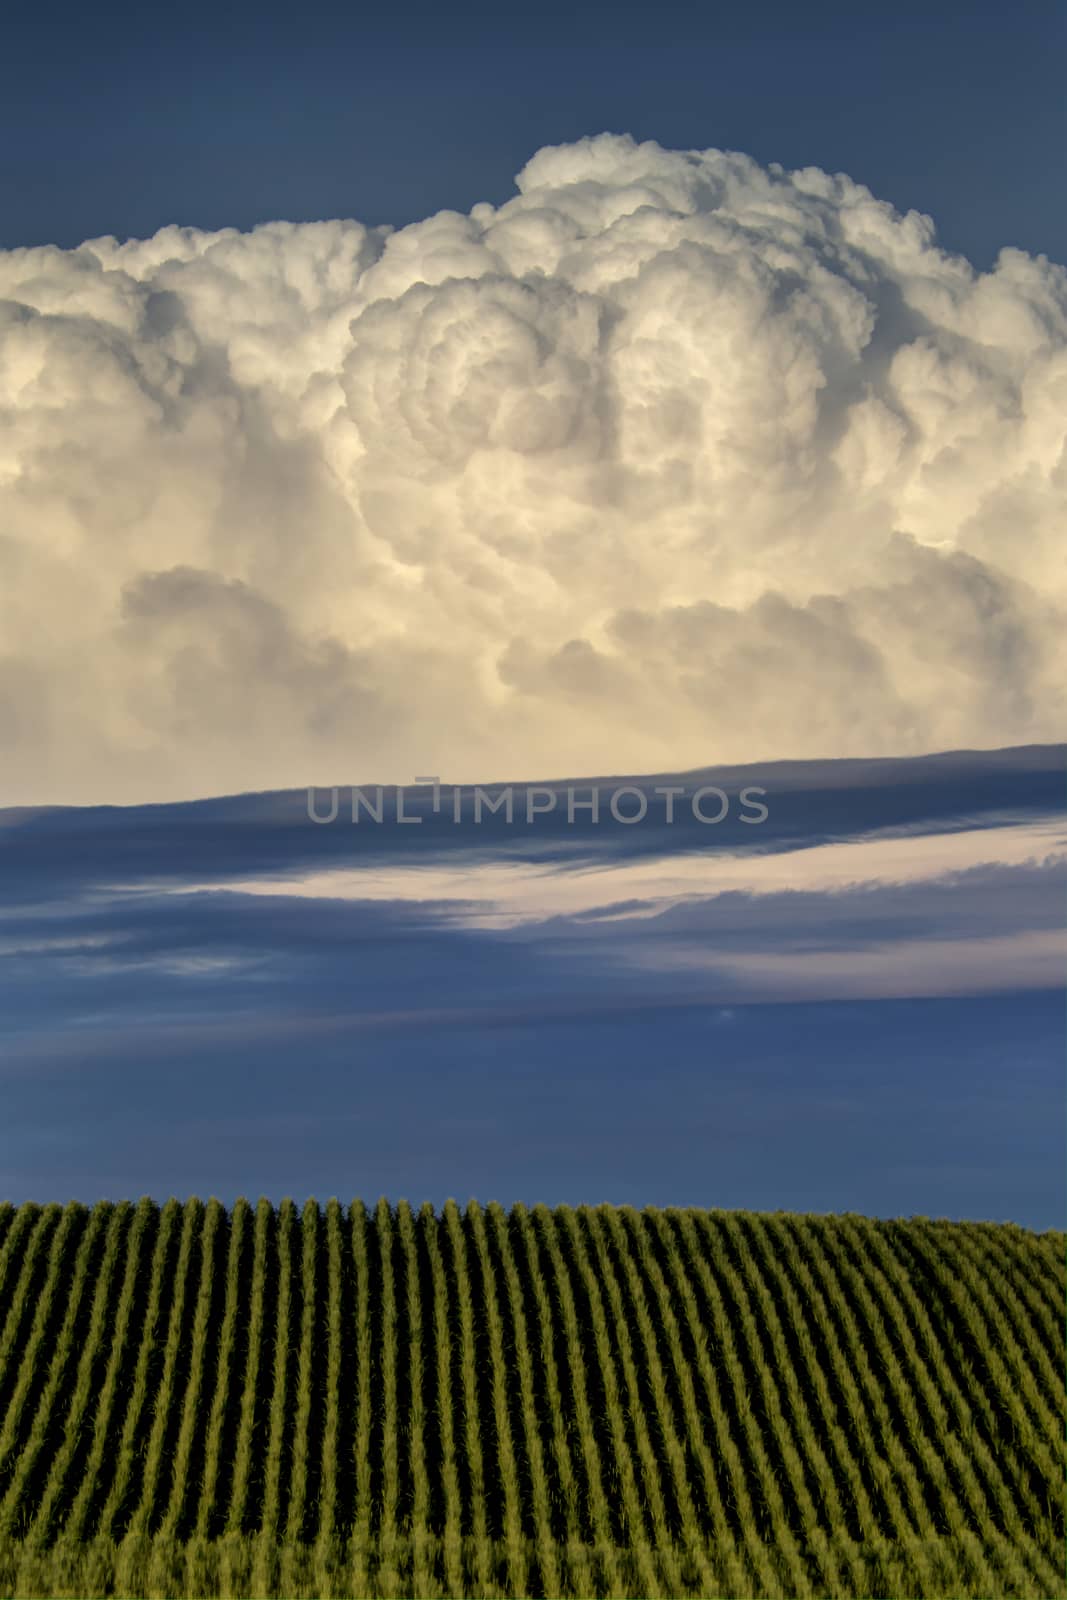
(2, 134), (1065, 802)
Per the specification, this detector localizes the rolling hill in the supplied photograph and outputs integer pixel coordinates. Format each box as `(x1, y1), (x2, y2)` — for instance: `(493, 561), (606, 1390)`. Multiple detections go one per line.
(0, 1198), (1062, 1598)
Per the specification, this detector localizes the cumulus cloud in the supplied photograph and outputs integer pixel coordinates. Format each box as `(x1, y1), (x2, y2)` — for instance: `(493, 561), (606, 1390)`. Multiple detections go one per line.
(1, 133), (1065, 803)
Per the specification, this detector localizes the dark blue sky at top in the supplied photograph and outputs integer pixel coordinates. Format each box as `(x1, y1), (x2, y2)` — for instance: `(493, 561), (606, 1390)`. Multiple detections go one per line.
(2, 0), (1064, 269)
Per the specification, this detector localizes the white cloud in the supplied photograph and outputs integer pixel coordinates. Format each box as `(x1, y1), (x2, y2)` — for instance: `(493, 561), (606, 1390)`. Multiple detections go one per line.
(673, 928), (1067, 1002)
(2, 133), (1065, 803)
(161, 816), (1067, 929)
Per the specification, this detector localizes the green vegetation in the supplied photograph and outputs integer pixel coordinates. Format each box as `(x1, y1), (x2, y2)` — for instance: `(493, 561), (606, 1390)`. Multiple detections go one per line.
(0, 1198), (1061, 1599)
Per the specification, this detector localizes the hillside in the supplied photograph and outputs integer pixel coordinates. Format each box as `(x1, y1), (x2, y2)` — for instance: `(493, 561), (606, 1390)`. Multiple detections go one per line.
(0, 1199), (1062, 1599)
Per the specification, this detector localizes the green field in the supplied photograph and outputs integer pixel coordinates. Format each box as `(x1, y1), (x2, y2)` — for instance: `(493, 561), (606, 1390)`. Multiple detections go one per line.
(0, 1198), (1061, 1599)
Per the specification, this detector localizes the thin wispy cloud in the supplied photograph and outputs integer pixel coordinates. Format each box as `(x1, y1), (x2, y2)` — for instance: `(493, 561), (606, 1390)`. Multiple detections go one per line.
(189, 816), (1067, 929)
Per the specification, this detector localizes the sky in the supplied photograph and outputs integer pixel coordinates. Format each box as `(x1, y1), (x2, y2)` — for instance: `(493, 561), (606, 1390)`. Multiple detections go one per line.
(1, 0), (1063, 1222)
(2, 747), (1064, 1227)
(2, 0), (1065, 268)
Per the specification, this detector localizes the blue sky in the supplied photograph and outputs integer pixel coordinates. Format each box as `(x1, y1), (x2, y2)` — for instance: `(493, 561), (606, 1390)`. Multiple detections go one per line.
(3, 747), (1063, 1226)
(1, 3), (1064, 1224)
(3, 0), (1064, 267)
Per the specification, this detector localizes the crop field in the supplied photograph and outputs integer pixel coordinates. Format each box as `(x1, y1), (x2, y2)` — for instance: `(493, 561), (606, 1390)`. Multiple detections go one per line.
(0, 1198), (1061, 1599)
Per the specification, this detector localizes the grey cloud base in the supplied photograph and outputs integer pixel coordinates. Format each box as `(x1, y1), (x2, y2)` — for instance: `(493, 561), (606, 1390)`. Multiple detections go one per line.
(2, 134), (1065, 803)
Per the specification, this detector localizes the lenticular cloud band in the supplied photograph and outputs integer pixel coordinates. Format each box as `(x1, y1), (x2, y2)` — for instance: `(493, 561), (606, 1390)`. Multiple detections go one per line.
(2, 133), (1065, 803)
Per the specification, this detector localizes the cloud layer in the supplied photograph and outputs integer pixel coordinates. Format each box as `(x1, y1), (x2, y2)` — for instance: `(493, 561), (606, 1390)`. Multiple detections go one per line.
(2, 749), (1063, 1219)
(3, 133), (1065, 802)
